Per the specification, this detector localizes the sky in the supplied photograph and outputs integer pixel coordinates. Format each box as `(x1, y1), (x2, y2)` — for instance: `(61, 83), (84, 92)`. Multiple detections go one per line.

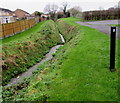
(0, 0), (119, 14)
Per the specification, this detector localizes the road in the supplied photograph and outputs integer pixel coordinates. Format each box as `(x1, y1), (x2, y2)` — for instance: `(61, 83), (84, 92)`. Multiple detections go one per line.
(76, 20), (120, 39)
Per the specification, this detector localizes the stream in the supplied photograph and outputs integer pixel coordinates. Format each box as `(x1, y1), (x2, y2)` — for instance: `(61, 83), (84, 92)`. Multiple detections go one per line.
(6, 33), (65, 87)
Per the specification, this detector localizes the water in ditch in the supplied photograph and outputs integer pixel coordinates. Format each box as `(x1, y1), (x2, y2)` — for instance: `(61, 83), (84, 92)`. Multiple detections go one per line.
(6, 33), (65, 87)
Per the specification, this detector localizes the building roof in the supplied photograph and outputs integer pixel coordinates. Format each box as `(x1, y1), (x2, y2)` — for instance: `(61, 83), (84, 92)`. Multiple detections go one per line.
(15, 9), (30, 14)
(0, 8), (13, 13)
(31, 12), (36, 16)
(14, 9), (31, 18)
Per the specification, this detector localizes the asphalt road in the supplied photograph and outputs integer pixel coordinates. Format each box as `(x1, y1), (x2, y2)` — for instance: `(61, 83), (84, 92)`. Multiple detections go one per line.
(76, 20), (120, 39)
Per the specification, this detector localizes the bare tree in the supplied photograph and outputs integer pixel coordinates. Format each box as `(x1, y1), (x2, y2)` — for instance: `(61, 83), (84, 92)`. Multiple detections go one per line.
(119, 1), (120, 8)
(99, 6), (104, 20)
(51, 4), (58, 14)
(99, 6), (104, 11)
(69, 6), (82, 17)
(61, 2), (69, 17)
(44, 4), (58, 20)
(44, 4), (51, 13)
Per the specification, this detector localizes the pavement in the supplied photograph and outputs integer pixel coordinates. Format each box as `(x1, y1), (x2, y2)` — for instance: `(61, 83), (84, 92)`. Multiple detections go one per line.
(76, 20), (120, 39)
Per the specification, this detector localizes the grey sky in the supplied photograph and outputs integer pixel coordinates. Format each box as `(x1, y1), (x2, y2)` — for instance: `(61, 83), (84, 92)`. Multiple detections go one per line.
(0, 0), (119, 14)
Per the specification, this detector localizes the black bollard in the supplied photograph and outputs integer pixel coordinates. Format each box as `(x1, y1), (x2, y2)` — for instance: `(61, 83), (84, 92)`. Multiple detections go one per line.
(110, 26), (116, 72)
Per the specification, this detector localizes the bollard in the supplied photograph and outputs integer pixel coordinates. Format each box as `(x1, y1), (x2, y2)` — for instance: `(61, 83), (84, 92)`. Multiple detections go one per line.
(110, 26), (116, 72)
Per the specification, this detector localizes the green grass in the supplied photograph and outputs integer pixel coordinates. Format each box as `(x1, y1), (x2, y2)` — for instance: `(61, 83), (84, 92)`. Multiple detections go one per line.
(2, 20), (62, 86)
(1, 21), (45, 44)
(3, 17), (119, 101)
(56, 17), (80, 42)
(109, 24), (120, 27)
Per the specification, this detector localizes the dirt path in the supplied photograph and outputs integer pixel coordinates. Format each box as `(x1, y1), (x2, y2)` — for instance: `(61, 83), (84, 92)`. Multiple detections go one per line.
(76, 20), (120, 38)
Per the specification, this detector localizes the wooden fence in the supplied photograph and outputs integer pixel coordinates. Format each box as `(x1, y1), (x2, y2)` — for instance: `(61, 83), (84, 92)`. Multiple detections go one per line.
(0, 18), (38, 39)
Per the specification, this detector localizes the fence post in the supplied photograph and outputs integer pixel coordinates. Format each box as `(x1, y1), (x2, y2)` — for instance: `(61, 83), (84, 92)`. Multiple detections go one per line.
(26, 20), (29, 29)
(28, 19), (31, 28)
(23, 20), (26, 31)
(12, 22), (15, 35)
(2, 24), (5, 38)
(19, 21), (21, 31)
(110, 26), (116, 72)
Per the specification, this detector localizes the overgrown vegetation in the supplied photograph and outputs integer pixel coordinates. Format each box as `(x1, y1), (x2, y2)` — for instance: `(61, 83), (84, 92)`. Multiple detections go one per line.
(2, 20), (62, 86)
(2, 17), (119, 101)
(57, 19), (79, 42)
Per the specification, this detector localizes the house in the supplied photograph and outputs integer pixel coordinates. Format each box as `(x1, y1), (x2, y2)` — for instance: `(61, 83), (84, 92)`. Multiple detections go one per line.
(14, 9), (34, 20)
(41, 14), (50, 18)
(40, 14), (50, 21)
(0, 8), (16, 24)
(31, 11), (39, 17)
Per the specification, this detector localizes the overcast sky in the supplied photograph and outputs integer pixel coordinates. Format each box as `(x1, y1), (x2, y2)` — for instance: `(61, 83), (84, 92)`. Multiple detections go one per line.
(0, 0), (119, 14)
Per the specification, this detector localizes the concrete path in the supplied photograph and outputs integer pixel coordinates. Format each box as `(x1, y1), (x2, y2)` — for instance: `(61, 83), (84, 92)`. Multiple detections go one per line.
(76, 20), (120, 39)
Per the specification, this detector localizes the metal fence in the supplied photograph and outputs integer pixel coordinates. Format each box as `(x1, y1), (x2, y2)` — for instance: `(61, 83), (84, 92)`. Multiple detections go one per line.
(0, 18), (39, 39)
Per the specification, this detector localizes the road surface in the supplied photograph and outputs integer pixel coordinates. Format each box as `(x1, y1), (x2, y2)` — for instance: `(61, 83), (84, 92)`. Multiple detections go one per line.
(76, 20), (120, 39)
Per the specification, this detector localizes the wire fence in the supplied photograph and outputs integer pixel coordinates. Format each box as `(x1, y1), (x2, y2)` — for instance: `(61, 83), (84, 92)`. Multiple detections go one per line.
(0, 18), (39, 39)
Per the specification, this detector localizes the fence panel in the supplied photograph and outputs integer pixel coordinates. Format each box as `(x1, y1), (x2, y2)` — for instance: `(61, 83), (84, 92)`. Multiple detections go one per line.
(1, 18), (37, 39)
(13, 21), (21, 33)
(24, 20), (29, 29)
(0, 32), (4, 38)
(28, 19), (33, 28)
(0, 24), (4, 38)
(3, 23), (14, 36)
(4, 29), (14, 36)
(20, 20), (26, 31)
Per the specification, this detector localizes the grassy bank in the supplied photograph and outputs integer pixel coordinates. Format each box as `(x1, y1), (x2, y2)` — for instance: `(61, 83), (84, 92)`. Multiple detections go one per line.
(1, 21), (45, 44)
(2, 20), (62, 86)
(3, 17), (119, 101)
(57, 19), (79, 42)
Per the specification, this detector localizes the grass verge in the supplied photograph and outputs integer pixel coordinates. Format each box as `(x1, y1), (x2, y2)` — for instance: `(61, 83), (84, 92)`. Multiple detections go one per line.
(109, 24), (120, 27)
